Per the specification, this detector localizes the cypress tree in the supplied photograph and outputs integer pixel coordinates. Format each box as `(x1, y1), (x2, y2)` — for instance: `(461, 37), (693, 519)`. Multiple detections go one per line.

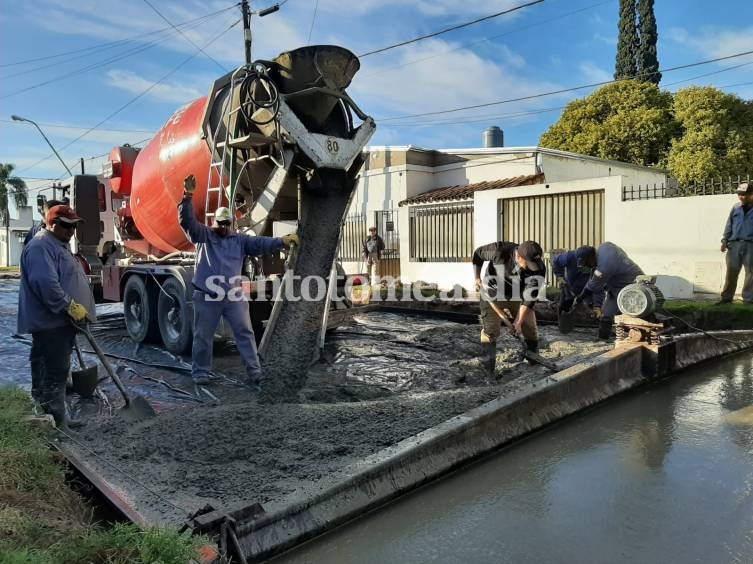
(615, 0), (638, 80)
(637, 0), (661, 84)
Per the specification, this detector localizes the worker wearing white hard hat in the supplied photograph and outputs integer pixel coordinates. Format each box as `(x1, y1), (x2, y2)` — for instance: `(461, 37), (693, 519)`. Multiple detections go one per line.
(178, 175), (299, 388)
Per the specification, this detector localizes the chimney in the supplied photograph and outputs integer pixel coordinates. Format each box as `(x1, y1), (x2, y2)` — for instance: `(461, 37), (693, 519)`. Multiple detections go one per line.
(482, 126), (504, 148)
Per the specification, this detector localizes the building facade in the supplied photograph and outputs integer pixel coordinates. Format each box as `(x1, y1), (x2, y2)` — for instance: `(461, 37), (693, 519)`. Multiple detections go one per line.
(340, 145), (741, 299)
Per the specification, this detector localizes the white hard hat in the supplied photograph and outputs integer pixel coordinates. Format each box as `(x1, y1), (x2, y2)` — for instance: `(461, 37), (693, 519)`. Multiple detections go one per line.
(214, 207), (232, 223)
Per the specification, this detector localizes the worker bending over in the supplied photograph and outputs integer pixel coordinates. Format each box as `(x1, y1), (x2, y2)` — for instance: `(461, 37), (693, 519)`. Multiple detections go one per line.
(473, 240), (546, 373)
(179, 174), (299, 387)
(579, 241), (644, 340)
(552, 245), (599, 315)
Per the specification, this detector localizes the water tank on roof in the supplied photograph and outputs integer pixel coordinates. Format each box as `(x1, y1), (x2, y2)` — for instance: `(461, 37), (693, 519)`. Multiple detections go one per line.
(483, 126), (504, 148)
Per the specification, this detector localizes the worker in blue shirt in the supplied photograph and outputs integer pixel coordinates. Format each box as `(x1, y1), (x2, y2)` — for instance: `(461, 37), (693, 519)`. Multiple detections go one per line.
(18, 205), (95, 430)
(179, 174), (299, 387)
(552, 245), (599, 313)
(580, 242), (644, 340)
(719, 182), (753, 304)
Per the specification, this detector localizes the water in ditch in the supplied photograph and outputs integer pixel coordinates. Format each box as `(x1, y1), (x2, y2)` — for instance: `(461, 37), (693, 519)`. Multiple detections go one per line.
(273, 352), (753, 564)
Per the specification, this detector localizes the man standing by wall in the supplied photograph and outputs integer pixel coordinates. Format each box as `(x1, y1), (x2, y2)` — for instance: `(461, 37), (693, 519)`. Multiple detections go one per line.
(17, 205), (95, 430)
(179, 174), (299, 387)
(362, 226), (385, 286)
(472, 240), (546, 374)
(719, 182), (753, 304)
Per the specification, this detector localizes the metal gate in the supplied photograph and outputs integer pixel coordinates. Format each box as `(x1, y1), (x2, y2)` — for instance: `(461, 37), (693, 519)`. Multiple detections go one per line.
(499, 190), (604, 284)
(374, 209), (400, 279)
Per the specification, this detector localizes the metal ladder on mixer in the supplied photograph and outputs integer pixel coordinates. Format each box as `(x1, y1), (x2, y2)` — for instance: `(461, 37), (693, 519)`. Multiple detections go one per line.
(204, 65), (281, 228)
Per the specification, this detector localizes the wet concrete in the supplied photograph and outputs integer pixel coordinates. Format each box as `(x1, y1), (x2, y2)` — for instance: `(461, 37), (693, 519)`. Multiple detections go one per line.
(273, 352), (753, 564)
(0, 278), (612, 527)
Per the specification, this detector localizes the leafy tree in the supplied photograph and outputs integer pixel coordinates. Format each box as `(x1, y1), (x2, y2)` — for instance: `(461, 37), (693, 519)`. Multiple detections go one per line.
(615, 0), (638, 80)
(539, 80), (676, 166)
(637, 0), (661, 84)
(0, 163), (28, 226)
(668, 87), (753, 183)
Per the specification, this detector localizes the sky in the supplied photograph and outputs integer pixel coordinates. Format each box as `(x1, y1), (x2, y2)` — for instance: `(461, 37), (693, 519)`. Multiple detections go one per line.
(1, 0), (752, 207)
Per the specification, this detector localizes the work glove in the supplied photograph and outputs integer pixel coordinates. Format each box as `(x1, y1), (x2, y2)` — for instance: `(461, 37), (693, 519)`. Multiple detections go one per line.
(592, 306), (603, 320)
(281, 233), (299, 248)
(183, 174), (196, 196)
(67, 299), (91, 323)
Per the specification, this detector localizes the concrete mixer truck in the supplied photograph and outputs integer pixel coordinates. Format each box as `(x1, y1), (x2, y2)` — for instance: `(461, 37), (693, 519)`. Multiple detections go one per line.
(93, 41), (375, 373)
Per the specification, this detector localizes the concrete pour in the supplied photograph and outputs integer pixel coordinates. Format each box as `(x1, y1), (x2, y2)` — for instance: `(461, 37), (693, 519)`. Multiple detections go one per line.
(67, 312), (610, 525)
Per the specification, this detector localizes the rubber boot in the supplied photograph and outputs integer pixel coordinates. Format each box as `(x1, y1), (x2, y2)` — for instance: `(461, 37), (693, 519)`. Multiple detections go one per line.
(524, 339), (539, 354)
(598, 318), (613, 341)
(481, 342), (496, 375)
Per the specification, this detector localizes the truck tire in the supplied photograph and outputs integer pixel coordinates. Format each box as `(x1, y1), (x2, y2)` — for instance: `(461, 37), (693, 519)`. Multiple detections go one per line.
(157, 277), (193, 355)
(123, 275), (160, 344)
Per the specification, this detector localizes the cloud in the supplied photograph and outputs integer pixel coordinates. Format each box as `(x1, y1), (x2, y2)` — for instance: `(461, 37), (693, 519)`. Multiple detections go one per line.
(668, 26), (753, 60)
(593, 33), (616, 46)
(105, 70), (203, 104)
(579, 61), (611, 84)
(349, 39), (566, 135)
(319, 0), (529, 17)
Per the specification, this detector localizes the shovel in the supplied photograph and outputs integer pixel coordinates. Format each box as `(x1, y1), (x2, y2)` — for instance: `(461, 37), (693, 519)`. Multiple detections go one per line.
(73, 322), (156, 420)
(70, 339), (99, 397)
(481, 290), (560, 372)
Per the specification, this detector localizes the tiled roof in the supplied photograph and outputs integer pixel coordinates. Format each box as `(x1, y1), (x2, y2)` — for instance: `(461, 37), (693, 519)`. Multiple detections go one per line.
(398, 173), (545, 206)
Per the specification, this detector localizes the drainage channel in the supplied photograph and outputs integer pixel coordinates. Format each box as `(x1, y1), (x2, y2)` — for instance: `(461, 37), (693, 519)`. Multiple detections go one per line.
(271, 350), (753, 564)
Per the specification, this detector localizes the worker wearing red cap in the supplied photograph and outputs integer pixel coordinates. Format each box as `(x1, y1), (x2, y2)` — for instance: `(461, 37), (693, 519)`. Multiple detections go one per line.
(472, 240), (546, 374)
(17, 205), (96, 430)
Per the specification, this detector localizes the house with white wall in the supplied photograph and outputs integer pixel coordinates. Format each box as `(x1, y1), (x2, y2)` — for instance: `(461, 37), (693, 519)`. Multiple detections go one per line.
(0, 205), (34, 267)
(341, 144), (743, 299)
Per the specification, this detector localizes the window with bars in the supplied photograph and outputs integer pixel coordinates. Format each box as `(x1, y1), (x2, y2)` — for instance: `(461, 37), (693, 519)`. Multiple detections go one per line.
(338, 214), (366, 261)
(409, 201), (474, 262)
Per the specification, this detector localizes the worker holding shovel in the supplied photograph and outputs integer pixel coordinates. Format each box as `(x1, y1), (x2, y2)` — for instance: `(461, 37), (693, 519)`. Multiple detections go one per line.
(18, 205), (95, 430)
(472, 240), (546, 374)
(552, 245), (600, 333)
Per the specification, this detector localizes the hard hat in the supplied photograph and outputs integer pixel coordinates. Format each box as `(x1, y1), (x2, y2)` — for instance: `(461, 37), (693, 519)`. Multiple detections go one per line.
(215, 207), (232, 223)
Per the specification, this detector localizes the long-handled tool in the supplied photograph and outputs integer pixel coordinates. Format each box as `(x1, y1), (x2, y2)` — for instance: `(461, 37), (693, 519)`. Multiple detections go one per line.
(73, 322), (156, 420)
(70, 339), (99, 397)
(480, 288), (560, 372)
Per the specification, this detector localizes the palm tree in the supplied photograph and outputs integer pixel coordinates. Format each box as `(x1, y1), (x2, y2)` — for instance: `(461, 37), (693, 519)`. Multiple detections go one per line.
(0, 163), (28, 265)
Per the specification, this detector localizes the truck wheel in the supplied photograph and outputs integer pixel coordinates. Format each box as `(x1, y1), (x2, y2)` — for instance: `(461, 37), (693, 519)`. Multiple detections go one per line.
(157, 277), (193, 355)
(123, 275), (160, 344)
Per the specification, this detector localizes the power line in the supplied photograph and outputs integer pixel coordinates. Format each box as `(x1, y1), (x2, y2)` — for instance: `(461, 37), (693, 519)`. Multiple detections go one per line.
(361, 0), (614, 79)
(307, 0), (320, 44)
(358, 0), (546, 58)
(378, 48), (753, 122)
(389, 57), (753, 129)
(1, 12), (220, 81)
(0, 4), (239, 68)
(1, 119), (154, 134)
(141, 0), (228, 72)
(16, 20), (240, 175)
(0, 18), (219, 100)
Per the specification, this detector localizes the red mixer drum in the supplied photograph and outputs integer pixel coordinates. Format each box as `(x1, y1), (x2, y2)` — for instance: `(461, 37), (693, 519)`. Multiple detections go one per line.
(128, 96), (223, 253)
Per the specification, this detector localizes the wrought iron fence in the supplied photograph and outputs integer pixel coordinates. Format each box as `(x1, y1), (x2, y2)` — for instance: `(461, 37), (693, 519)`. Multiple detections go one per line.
(409, 201), (474, 262)
(623, 175), (751, 201)
(338, 213), (366, 261)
